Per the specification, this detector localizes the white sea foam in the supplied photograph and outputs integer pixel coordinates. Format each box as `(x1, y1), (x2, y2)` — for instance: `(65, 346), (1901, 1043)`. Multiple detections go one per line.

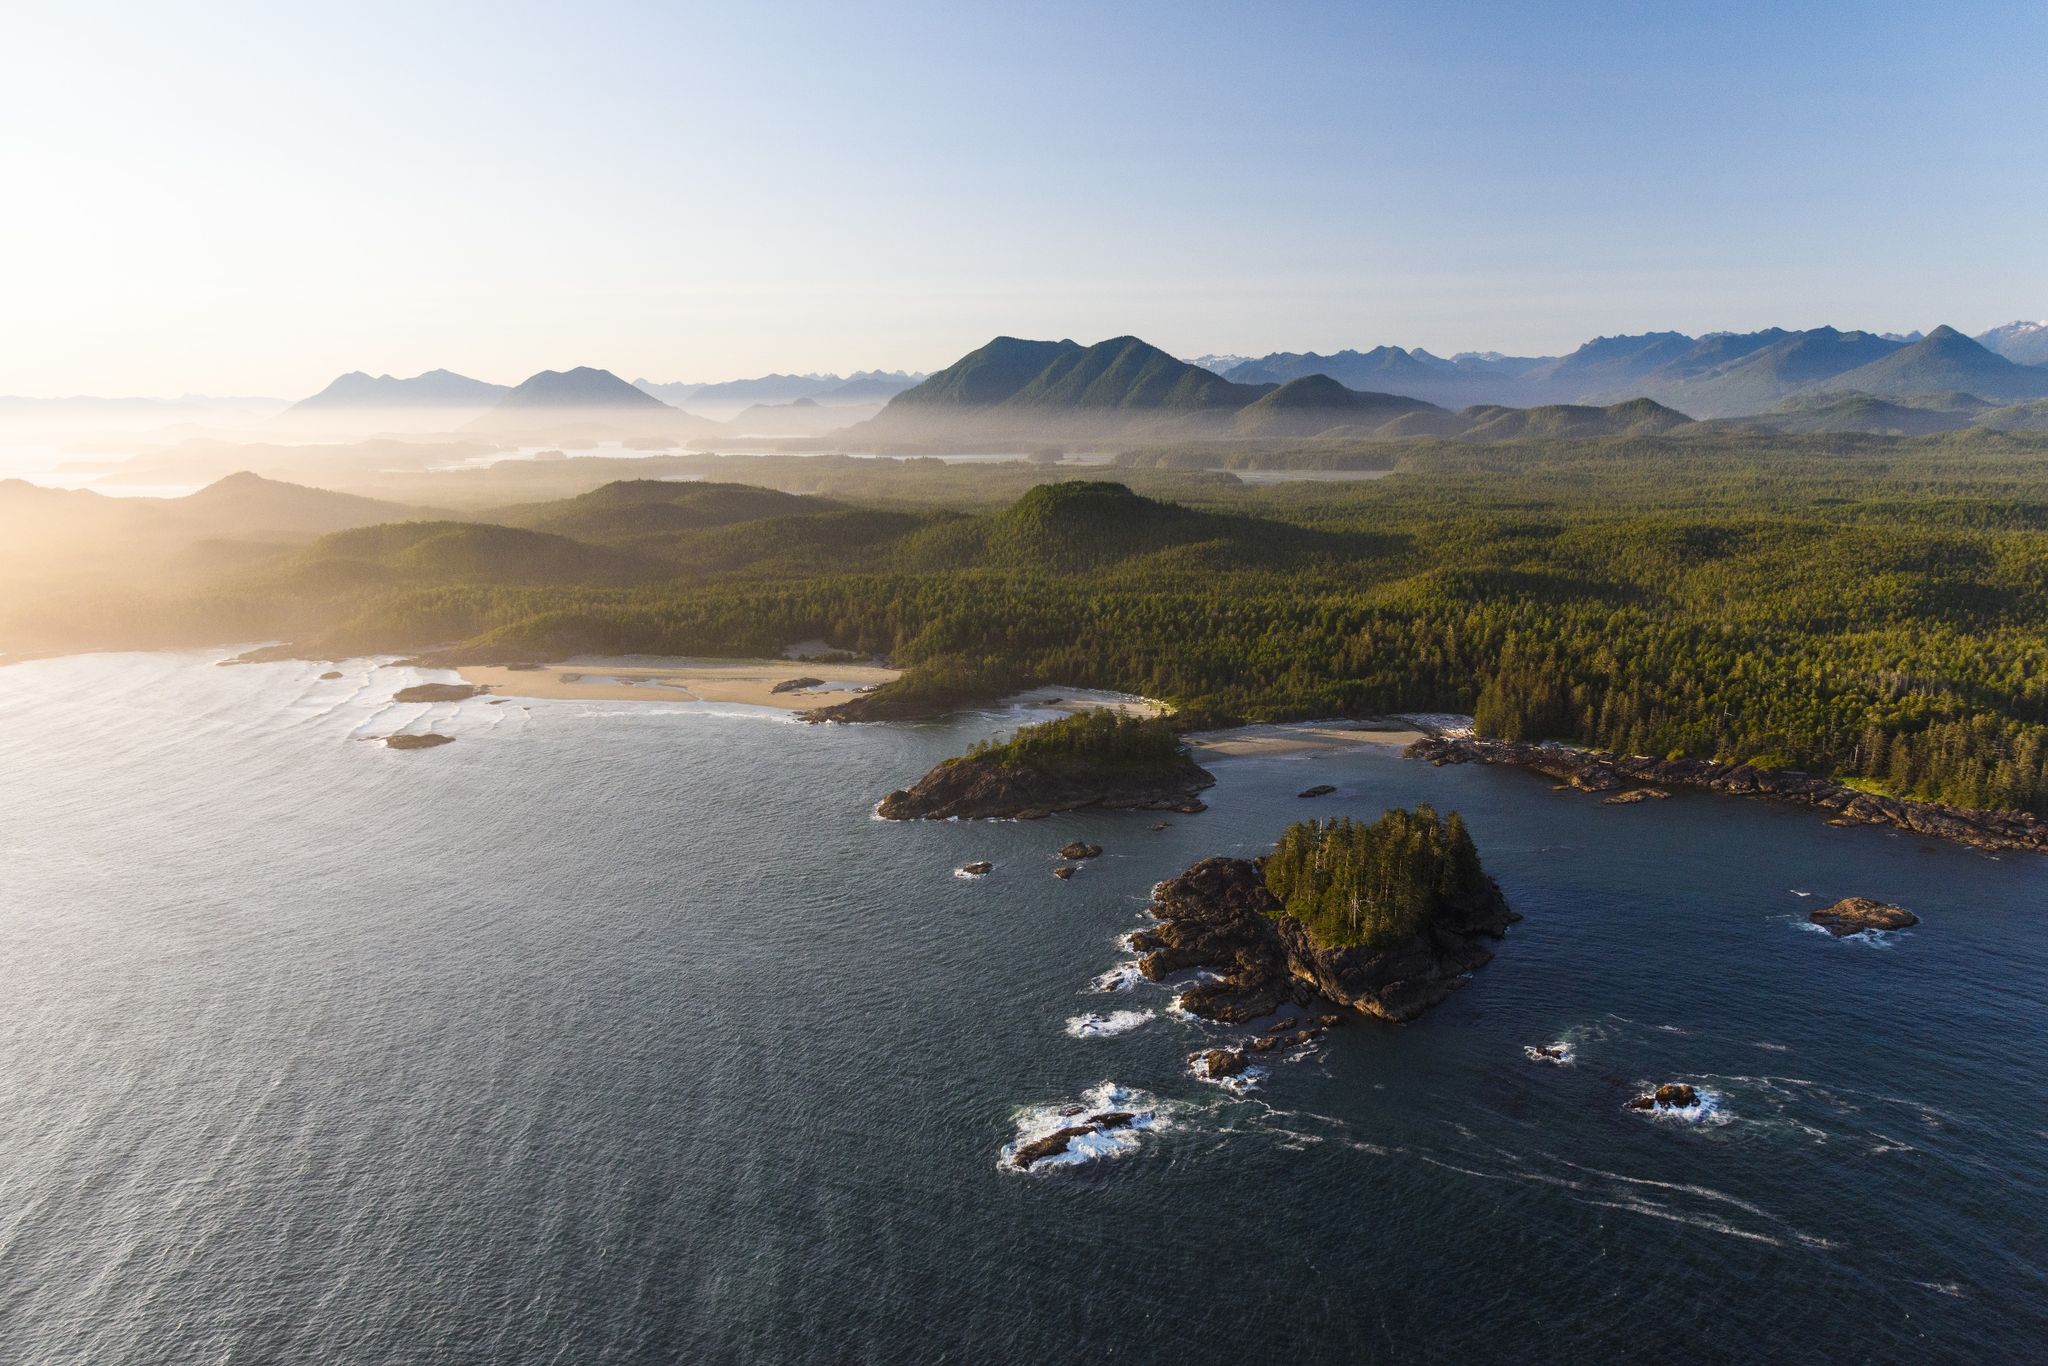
(1000, 1082), (1165, 1172)
(1091, 961), (1144, 992)
(1065, 1009), (1155, 1038)
(1796, 920), (1902, 948)
(1187, 1052), (1266, 1093)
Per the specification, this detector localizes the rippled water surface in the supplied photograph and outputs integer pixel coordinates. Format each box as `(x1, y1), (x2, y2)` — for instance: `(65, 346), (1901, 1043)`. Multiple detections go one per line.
(2, 652), (2044, 1363)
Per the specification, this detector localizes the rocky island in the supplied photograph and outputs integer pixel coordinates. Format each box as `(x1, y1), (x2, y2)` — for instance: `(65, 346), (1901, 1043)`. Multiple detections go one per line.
(1133, 807), (1518, 1024)
(877, 711), (1214, 821)
(1809, 896), (1919, 936)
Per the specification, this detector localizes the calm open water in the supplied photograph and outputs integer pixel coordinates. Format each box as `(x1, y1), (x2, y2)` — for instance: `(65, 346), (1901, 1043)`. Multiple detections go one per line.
(1, 652), (2043, 1364)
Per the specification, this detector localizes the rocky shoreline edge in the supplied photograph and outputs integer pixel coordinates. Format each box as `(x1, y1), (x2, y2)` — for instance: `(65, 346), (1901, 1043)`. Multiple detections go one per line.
(877, 753), (1215, 820)
(1407, 735), (2048, 856)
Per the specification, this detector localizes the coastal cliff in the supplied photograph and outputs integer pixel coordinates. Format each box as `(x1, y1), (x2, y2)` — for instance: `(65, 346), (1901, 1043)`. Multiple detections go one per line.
(1133, 837), (1517, 1025)
(877, 711), (1214, 820)
(1407, 736), (2048, 855)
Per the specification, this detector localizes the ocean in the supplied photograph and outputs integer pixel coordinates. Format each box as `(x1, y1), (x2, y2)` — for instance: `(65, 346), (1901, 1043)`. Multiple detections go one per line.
(1, 651), (2042, 1363)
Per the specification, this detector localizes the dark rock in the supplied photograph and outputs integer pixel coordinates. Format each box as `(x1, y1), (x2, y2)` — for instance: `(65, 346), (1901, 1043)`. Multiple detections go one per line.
(1194, 1048), (1249, 1079)
(959, 861), (993, 876)
(383, 733), (455, 750)
(1052, 865), (1077, 880)
(393, 682), (486, 704)
(504, 662), (544, 671)
(1626, 1083), (1699, 1111)
(770, 676), (826, 695)
(1152, 822), (1171, 831)
(1260, 1018), (1301, 1035)
(1058, 841), (1103, 860)
(319, 671), (343, 680)
(1809, 896), (1918, 936)
(1298, 784), (1337, 798)
(1601, 788), (1670, 805)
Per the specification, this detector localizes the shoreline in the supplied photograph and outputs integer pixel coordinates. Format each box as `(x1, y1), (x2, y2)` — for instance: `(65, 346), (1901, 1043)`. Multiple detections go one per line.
(1410, 735), (2048, 857)
(457, 656), (902, 712)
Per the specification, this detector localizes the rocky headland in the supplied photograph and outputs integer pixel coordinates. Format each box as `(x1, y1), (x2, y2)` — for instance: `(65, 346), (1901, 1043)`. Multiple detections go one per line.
(1409, 736), (2048, 855)
(1131, 853), (1518, 1024)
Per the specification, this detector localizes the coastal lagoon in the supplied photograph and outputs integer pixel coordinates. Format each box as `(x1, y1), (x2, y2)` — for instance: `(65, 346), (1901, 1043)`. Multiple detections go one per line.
(2, 652), (2043, 1363)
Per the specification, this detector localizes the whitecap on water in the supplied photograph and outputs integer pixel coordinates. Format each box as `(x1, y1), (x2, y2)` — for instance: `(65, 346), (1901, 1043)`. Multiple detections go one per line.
(1065, 1009), (1154, 1038)
(1091, 961), (1144, 992)
(1628, 1088), (1734, 1127)
(1795, 920), (1902, 948)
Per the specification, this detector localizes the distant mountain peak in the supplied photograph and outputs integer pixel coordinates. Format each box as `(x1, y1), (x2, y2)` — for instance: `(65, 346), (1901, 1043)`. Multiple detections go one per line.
(495, 367), (668, 409)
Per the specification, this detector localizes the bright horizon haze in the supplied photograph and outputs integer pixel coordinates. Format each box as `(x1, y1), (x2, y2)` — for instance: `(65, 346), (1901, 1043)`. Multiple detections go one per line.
(3, 0), (2044, 396)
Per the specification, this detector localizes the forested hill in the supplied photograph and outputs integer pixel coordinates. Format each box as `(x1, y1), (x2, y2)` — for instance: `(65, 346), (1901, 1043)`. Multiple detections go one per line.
(12, 432), (2048, 820)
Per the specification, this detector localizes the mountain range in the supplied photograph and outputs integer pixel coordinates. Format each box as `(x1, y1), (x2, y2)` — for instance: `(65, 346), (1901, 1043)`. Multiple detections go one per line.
(1214, 323), (2048, 418)
(855, 336), (1692, 443)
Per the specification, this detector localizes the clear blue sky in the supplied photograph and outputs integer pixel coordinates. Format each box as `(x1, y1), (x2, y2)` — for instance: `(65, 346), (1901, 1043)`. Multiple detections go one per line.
(3, 0), (2043, 393)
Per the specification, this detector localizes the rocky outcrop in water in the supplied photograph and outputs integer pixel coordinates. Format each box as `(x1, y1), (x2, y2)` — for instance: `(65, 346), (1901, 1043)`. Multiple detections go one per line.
(1130, 856), (1518, 1024)
(383, 733), (455, 750)
(771, 676), (824, 694)
(1408, 736), (2048, 855)
(876, 754), (1214, 821)
(1809, 896), (1918, 936)
(1009, 1112), (1138, 1170)
(1626, 1083), (1698, 1112)
(1298, 784), (1336, 798)
(958, 861), (993, 876)
(1058, 841), (1103, 860)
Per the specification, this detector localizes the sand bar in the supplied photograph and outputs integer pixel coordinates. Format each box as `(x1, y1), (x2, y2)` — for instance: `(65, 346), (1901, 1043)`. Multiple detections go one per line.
(460, 656), (901, 710)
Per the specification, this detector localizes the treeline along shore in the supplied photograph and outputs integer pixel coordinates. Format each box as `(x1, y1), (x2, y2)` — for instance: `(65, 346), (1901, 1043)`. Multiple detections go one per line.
(10, 428), (2048, 831)
(1410, 735), (2048, 854)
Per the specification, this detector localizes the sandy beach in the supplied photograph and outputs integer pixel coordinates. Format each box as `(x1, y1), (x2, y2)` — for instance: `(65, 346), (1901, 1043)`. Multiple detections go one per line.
(459, 657), (901, 710)
(1005, 686), (1168, 720)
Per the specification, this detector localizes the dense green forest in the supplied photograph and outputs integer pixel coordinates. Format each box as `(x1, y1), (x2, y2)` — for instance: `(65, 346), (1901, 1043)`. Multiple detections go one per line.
(12, 428), (2048, 817)
(959, 711), (1185, 769)
(1263, 809), (1488, 950)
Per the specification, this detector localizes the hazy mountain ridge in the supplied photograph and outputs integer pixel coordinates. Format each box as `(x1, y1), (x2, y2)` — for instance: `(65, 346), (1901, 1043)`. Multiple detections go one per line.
(288, 370), (510, 411)
(1222, 322), (2048, 422)
(632, 370), (924, 408)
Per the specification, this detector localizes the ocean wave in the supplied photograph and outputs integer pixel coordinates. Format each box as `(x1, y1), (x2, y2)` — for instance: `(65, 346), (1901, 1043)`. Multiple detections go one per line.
(1065, 1009), (1155, 1038)
(1091, 961), (1144, 992)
